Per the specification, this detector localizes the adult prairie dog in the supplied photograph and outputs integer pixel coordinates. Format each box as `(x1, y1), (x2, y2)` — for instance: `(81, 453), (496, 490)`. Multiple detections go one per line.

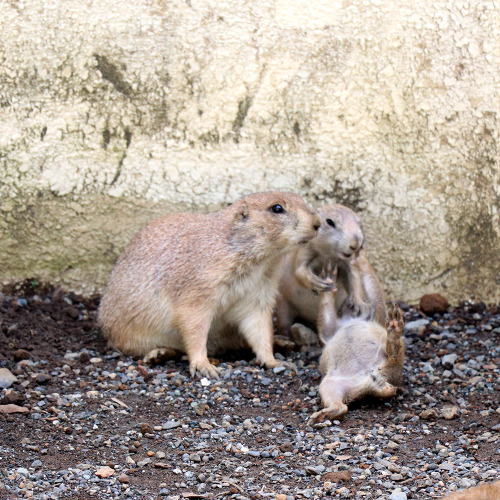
(98, 192), (321, 378)
(442, 481), (500, 500)
(309, 266), (405, 423)
(276, 204), (385, 342)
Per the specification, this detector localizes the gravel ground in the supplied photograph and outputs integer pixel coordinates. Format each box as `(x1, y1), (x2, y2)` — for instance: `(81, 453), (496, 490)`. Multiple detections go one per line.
(0, 281), (499, 500)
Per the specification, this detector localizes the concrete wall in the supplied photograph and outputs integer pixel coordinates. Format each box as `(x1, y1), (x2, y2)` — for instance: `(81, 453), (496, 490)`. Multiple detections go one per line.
(1, 0), (499, 303)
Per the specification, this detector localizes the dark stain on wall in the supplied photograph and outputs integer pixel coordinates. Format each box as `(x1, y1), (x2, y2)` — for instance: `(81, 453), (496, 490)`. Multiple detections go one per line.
(94, 54), (132, 97)
(231, 96), (253, 143)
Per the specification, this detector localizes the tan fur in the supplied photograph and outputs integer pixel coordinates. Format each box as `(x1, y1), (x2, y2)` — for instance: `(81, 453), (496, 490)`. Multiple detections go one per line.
(442, 481), (500, 500)
(309, 267), (405, 423)
(98, 191), (321, 378)
(276, 204), (386, 343)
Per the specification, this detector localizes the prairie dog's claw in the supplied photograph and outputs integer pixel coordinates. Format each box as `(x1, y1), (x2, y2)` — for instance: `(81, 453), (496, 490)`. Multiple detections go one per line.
(190, 360), (220, 379)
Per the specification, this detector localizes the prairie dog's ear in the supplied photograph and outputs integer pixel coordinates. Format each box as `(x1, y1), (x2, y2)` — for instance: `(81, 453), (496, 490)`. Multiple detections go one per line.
(235, 202), (249, 220)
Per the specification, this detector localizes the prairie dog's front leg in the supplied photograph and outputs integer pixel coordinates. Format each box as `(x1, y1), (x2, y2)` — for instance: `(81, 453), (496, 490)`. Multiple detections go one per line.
(341, 263), (371, 319)
(317, 265), (339, 344)
(239, 307), (296, 372)
(295, 250), (334, 292)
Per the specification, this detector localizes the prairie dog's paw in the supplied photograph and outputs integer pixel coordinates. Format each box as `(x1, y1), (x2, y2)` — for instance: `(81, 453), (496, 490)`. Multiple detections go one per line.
(264, 358), (298, 374)
(310, 274), (336, 293)
(308, 401), (348, 425)
(342, 298), (371, 319)
(143, 347), (179, 366)
(386, 304), (405, 334)
(379, 383), (397, 398)
(311, 264), (338, 293)
(189, 359), (220, 379)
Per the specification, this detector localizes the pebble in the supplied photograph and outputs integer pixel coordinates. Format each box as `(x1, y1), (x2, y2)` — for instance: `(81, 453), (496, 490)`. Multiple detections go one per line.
(0, 292), (498, 500)
(389, 490), (407, 500)
(404, 319), (429, 331)
(440, 405), (459, 420)
(442, 353), (458, 366)
(95, 466), (114, 478)
(0, 368), (18, 389)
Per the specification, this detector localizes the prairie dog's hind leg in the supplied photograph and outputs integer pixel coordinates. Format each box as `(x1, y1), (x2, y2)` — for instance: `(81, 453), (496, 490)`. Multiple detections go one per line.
(385, 304), (405, 361)
(275, 293), (297, 338)
(308, 375), (348, 424)
(143, 347), (182, 366)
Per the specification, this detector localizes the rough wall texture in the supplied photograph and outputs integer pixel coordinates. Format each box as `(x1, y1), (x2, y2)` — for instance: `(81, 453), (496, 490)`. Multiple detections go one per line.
(1, 0), (499, 303)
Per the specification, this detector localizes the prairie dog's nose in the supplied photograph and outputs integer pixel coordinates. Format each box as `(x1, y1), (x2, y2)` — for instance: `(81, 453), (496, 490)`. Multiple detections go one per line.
(349, 234), (363, 251)
(312, 213), (321, 231)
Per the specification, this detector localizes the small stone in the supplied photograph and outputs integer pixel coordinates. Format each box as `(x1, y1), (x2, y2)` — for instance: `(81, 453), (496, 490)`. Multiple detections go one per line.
(95, 466), (114, 478)
(90, 357), (102, 364)
(389, 489), (407, 500)
(419, 409), (438, 420)
(35, 374), (52, 385)
(276, 495), (287, 500)
(469, 376), (483, 385)
(139, 422), (153, 434)
(79, 352), (90, 363)
(118, 473), (130, 483)
(439, 462), (454, 471)
(200, 378), (210, 387)
(0, 404), (29, 414)
(280, 442), (294, 453)
(137, 457), (152, 467)
(192, 402), (206, 416)
(321, 471), (352, 483)
(13, 349), (31, 361)
(2, 390), (25, 405)
(440, 405), (459, 420)
(404, 319), (429, 332)
(0, 368), (18, 389)
(16, 467), (29, 478)
(419, 293), (449, 315)
(163, 420), (181, 430)
(305, 465), (325, 476)
(442, 353), (458, 367)
(290, 323), (318, 346)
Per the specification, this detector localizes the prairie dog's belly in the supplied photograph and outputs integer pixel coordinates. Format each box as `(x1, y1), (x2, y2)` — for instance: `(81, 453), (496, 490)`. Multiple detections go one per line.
(206, 261), (278, 354)
(321, 319), (387, 376)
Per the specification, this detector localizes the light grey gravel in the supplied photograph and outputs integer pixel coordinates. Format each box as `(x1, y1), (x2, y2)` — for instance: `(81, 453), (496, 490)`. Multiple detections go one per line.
(0, 293), (499, 500)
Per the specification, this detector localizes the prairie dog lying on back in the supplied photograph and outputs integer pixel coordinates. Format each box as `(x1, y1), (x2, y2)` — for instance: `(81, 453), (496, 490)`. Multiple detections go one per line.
(98, 192), (321, 378)
(442, 481), (500, 500)
(276, 204), (385, 341)
(309, 266), (405, 423)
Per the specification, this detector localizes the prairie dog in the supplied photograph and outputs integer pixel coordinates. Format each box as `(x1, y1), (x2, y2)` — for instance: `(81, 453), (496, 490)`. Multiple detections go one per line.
(276, 204), (386, 342)
(98, 192), (321, 378)
(442, 481), (500, 500)
(309, 266), (405, 423)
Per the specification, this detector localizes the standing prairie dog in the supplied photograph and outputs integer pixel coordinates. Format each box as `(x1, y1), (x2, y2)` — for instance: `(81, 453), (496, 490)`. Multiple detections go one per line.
(309, 266), (405, 424)
(441, 481), (500, 500)
(98, 192), (321, 379)
(276, 204), (386, 342)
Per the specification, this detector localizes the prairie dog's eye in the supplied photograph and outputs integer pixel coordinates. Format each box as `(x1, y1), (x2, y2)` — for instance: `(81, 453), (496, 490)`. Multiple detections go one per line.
(326, 218), (336, 228)
(270, 204), (285, 214)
